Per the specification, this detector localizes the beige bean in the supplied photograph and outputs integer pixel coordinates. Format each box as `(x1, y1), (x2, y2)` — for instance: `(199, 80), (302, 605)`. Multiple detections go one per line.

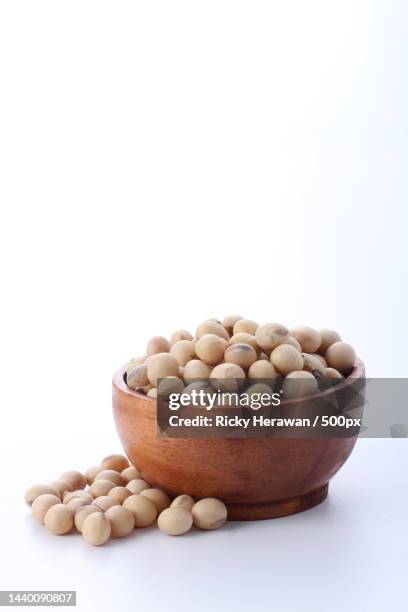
(311, 353), (328, 367)
(222, 315), (243, 335)
(192, 498), (227, 530)
(108, 486), (132, 504)
(248, 360), (277, 381)
(140, 489), (172, 513)
(65, 497), (90, 512)
(74, 505), (100, 533)
(255, 323), (289, 351)
(95, 470), (125, 487)
(290, 326), (321, 353)
(210, 363), (246, 392)
(233, 319), (259, 335)
(146, 336), (171, 356)
(282, 336), (302, 352)
(325, 367), (344, 380)
(183, 359), (211, 380)
(244, 383), (276, 406)
(31, 494), (61, 524)
(25, 484), (60, 506)
(123, 495), (157, 527)
(105, 506), (135, 538)
(121, 466), (141, 482)
(126, 356), (146, 375)
(147, 353), (180, 386)
(157, 377), (184, 399)
(126, 479), (150, 495)
(170, 329), (193, 345)
(271, 344), (304, 375)
(63, 490), (94, 504)
(59, 471), (86, 490)
(194, 334), (227, 365)
(170, 495), (195, 512)
(302, 353), (326, 378)
(101, 454), (129, 472)
(82, 512), (111, 546)
(44, 504), (74, 535)
(228, 333), (259, 353)
(318, 329), (342, 354)
(127, 365), (149, 389)
(89, 479), (115, 498)
(170, 340), (195, 366)
(325, 342), (356, 373)
(224, 343), (257, 369)
(283, 371), (319, 399)
(84, 466), (104, 485)
(195, 320), (229, 341)
(158, 507), (193, 536)
(92, 496), (119, 512)
(48, 480), (73, 497)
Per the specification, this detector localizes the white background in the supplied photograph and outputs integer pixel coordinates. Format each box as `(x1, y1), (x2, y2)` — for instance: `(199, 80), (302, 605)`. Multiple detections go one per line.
(0, 1), (407, 611)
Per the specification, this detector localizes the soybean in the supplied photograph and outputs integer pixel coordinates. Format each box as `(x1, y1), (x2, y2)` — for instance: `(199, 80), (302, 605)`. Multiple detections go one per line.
(233, 319), (259, 336)
(170, 329), (193, 345)
(248, 360), (277, 381)
(255, 323), (289, 352)
(325, 342), (356, 373)
(224, 343), (257, 369)
(123, 495), (157, 527)
(171, 495), (195, 512)
(121, 466), (141, 482)
(192, 498), (227, 530)
(74, 505), (100, 533)
(44, 504), (74, 535)
(25, 484), (60, 506)
(127, 365), (149, 390)
(146, 336), (170, 356)
(82, 512), (111, 546)
(283, 371), (319, 399)
(95, 470), (125, 487)
(59, 471), (86, 490)
(183, 359), (211, 380)
(126, 479), (150, 495)
(89, 479), (115, 498)
(170, 340), (195, 366)
(92, 496), (119, 512)
(318, 329), (341, 354)
(140, 489), (171, 513)
(290, 327), (321, 353)
(195, 320), (229, 341)
(105, 506), (135, 538)
(108, 486), (132, 504)
(147, 353), (179, 386)
(158, 507), (193, 536)
(31, 494), (61, 524)
(210, 363), (245, 392)
(271, 344), (304, 375)
(194, 334), (226, 365)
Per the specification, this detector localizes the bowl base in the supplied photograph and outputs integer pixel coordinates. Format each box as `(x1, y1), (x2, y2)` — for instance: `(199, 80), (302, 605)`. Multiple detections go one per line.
(227, 483), (329, 520)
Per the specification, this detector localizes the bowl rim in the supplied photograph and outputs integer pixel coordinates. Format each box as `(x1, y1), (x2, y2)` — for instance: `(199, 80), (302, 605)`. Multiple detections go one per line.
(113, 358), (365, 406)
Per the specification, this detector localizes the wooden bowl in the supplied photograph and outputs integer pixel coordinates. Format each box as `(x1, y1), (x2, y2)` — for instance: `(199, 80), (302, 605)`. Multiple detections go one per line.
(113, 360), (365, 520)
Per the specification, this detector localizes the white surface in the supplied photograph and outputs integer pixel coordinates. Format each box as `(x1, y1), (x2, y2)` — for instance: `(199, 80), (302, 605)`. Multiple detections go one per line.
(1, 440), (406, 612)
(1, 1), (407, 611)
